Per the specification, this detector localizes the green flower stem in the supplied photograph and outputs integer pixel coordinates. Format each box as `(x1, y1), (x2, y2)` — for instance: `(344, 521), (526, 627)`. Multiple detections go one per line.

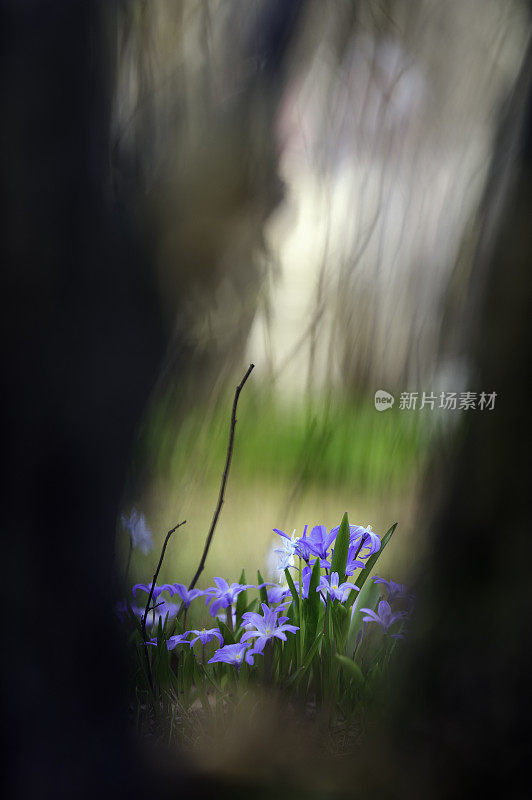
(226, 606), (234, 633)
(264, 641), (273, 685)
(298, 556), (303, 666)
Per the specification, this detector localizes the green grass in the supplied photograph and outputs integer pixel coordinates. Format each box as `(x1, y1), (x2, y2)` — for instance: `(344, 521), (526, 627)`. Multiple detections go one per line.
(139, 389), (431, 496)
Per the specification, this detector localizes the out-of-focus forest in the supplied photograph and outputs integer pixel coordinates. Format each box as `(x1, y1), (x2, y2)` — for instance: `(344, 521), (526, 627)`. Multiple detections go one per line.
(3, 0), (532, 797)
(115, 0), (529, 593)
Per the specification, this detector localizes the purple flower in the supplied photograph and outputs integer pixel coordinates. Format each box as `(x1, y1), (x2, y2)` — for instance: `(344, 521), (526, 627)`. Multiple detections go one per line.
(359, 600), (407, 636)
(240, 603), (299, 653)
(345, 545), (366, 576)
(188, 628), (223, 647)
(305, 525), (338, 561)
(302, 567), (312, 598)
(273, 525), (312, 562)
(121, 509), (153, 555)
(352, 526), (381, 558)
(372, 577), (409, 603)
(125, 591), (178, 627)
(295, 565), (312, 599)
(273, 537), (297, 573)
(294, 525), (313, 561)
(204, 578), (252, 617)
(208, 642), (258, 668)
(272, 528), (307, 575)
(132, 583), (175, 602)
(166, 633), (192, 651)
(170, 583), (205, 609)
(266, 585), (291, 605)
(318, 572), (359, 603)
(258, 581), (278, 592)
(329, 523), (381, 559)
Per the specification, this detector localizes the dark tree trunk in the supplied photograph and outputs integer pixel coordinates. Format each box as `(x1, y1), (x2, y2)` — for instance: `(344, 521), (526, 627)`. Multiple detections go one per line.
(1, 2), (304, 798)
(383, 35), (532, 800)
(1, 2), (168, 797)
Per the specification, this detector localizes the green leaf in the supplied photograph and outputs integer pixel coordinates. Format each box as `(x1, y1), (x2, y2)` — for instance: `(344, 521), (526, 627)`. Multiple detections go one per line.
(244, 597), (259, 615)
(284, 600), (299, 672)
(198, 663), (222, 694)
(126, 600), (144, 635)
(286, 596), (298, 628)
(284, 568), (300, 621)
(182, 648), (196, 700)
(333, 601), (348, 621)
(345, 579), (381, 658)
(283, 664), (305, 690)
(354, 522), (398, 593)
(194, 669), (212, 718)
(234, 597), (259, 639)
(331, 600), (349, 650)
(335, 654), (365, 688)
(304, 631), (323, 669)
(283, 567), (302, 662)
(257, 570), (269, 605)
(331, 511), (350, 583)
(217, 618), (235, 646)
(304, 557), (321, 651)
(236, 569), (248, 627)
(284, 632), (323, 689)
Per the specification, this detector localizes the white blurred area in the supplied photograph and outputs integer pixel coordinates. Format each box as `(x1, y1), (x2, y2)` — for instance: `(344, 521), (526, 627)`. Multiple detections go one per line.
(246, 0), (530, 396)
(113, 0), (529, 400)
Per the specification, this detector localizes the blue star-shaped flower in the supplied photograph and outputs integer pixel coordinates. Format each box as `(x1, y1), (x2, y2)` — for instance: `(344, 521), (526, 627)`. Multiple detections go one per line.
(359, 600), (407, 637)
(169, 583), (205, 609)
(318, 572), (359, 602)
(208, 642), (258, 668)
(240, 603), (299, 653)
(188, 628), (223, 647)
(204, 577), (252, 617)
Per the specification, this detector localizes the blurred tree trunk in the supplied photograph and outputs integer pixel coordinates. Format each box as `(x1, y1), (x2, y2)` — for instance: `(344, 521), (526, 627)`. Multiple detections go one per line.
(1, 2), (303, 798)
(0, 2), (176, 797)
(381, 34), (532, 799)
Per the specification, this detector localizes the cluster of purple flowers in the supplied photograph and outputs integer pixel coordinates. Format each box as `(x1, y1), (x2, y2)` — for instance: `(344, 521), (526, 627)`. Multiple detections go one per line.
(117, 575), (302, 668)
(146, 603), (299, 669)
(347, 575), (413, 639)
(272, 523), (411, 639)
(119, 518), (412, 674)
(273, 522), (381, 578)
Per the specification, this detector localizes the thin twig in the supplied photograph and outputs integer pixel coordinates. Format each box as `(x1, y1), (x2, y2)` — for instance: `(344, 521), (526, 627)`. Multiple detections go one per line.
(141, 519), (187, 694)
(187, 363), (254, 593)
(147, 600), (165, 613)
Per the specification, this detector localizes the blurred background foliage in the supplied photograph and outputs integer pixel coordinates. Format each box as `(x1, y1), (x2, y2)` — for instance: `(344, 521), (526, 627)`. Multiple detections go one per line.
(113, 0), (529, 595)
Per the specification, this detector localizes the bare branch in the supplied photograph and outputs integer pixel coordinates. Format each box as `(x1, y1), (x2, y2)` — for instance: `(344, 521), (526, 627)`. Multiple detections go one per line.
(187, 363), (255, 592)
(141, 518), (186, 694)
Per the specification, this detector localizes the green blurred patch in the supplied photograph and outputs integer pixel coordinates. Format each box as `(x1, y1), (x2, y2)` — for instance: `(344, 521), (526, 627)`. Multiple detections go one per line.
(121, 389), (432, 591)
(140, 389), (430, 494)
